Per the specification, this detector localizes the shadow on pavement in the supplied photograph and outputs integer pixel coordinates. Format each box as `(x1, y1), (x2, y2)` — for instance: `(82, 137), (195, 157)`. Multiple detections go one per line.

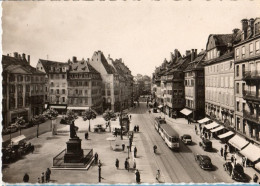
(46, 136), (60, 140)
(210, 148), (219, 153)
(211, 164), (219, 171)
(56, 133), (69, 136)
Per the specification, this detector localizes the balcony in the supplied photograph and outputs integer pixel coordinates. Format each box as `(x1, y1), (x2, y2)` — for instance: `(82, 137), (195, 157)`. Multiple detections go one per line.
(243, 110), (260, 123)
(243, 70), (260, 81)
(243, 90), (260, 102)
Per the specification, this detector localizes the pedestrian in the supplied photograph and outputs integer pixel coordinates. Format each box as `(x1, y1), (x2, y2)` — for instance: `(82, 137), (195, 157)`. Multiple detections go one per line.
(115, 130), (117, 137)
(31, 145), (35, 154)
(85, 132), (89, 140)
(253, 173), (259, 183)
(208, 132), (211, 139)
(124, 158), (128, 170)
(224, 151), (227, 161)
(23, 173), (29, 183)
(41, 172), (45, 183)
(195, 125), (197, 134)
(115, 158), (119, 169)
(98, 166), (101, 182)
(135, 169), (141, 183)
(133, 158), (136, 169)
(156, 170), (160, 182)
(95, 152), (99, 164)
(134, 126), (136, 132)
(199, 124), (202, 132)
(37, 177), (40, 183)
(137, 125), (139, 132)
(204, 132), (208, 139)
(220, 147), (223, 157)
(231, 155), (234, 163)
(134, 146), (137, 158)
(45, 168), (51, 182)
(130, 115), (132, 120)
(224, 144), (228, 152)
(242, 157), (246, 167)
(122, 144), (125, 151)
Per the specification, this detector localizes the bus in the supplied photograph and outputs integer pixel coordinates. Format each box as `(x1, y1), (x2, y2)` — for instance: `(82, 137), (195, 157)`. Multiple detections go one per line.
(160, 124), (180, 151)
(154, 117), (166, 132)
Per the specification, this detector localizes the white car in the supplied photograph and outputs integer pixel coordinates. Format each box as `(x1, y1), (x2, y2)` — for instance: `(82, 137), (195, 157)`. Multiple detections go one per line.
(181, 134), (192, 145)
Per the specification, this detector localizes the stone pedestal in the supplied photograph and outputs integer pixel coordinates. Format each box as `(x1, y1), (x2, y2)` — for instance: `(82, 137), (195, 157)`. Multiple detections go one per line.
(64, 137), (84, 163)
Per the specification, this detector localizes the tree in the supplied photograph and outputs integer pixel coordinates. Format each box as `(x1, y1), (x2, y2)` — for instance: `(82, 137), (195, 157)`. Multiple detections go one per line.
(15, 116), (25, 135)
(83, 109), (96, 132)
(43, 109), (58, 133)
(102, 110), (116, 132)
(60, 109), (78, 125)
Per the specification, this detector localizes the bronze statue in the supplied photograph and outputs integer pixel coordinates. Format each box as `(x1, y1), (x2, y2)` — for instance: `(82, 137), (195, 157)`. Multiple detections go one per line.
(70, 121), (77, 138)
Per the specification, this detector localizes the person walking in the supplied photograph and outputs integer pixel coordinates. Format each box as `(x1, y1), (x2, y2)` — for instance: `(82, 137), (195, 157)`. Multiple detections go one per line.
(134, 147), (137, 158)
(220, 147), (224, 157)
(98, 166), (102, 182)
(195, 125), (197, 135)
(124, 158), (128, 170)
(224, 151), (228, 161)
(137, 125), (139, 132)
(242, 157), (246, 167)
(208, 132), (211, 139)
(133, 158), (136, 169)
(135, 169), (141, 183)
(37, 177), (41, 183)
(199, 123), (202, 133)
(134, 126), (137, 132)
(204, 132), (208, 139)
(41, 172), (45, 183)
(253, 173), (259, 183)
(153, 145), (157, 153)
(231, 155), (234, 163)
(122, 144), (125, 151)
(115, 158), (119, 169)
(45, 168), (51, 182)
(130, 115), (132, 120)
(224, 144), (228, 152)
(156, 170), (161, 182)
(95, 152), (99, 164)
(23, 173), (29, 183)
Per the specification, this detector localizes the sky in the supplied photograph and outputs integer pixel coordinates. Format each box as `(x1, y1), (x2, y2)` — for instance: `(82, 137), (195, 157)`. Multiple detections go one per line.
(2, 1), (260, 76)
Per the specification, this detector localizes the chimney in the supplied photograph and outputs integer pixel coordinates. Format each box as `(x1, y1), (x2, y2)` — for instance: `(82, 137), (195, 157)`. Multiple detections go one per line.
(14, 52), (19, 58)
(191, 49), (195, 62)
(194, 49), (198, 59)
(27, 55), (30, 65)
(22, 53), (26, 60)
(249, 18), (255, 34)
(241, 19), (248, 40)
(185, 50), (191, 57)
(108, 54), (110, 59)
(72, 56), (77, 63)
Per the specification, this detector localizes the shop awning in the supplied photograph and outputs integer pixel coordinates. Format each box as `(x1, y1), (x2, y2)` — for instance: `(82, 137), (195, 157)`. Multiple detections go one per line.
(11, 135), (26, 145)
(218, 131), (234, 139)
(158, 105), (163, 108)
(67, 107), (89, 110)
(198, 117), (210, 124)
(228, 135), (249, 151)
(240, 144), (260, 162)
(255, 162), (260, 171)
(180, 108), (192, 116)
(204, 122), (219, 130)
(50, 105), (66, 109)
(210, 125), (224, 133)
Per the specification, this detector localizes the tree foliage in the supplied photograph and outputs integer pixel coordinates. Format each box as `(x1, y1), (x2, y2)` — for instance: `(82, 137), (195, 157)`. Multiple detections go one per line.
(43, 109), (58, 120)
(83, 109), (96, 121)
(15, 116), (25, 126)
(60, 110), (78, 124)
(103, 110), (116, 121)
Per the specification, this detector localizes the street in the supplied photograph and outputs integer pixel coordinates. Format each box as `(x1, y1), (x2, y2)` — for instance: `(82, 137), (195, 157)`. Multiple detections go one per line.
(2, 103), (252, 183)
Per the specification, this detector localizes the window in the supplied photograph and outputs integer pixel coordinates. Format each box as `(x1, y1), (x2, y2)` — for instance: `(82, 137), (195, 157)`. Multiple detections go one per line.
(50, 89), (53, 94)
(62, 74), (65, 79)
(249, 43), (253, 55)
(178, 90), (183, 95)
(26, 85), (30, 92)
(236, 83), (240, 94)
(236, 65), (240, 77)
(18, 96), (23, 108)
(85, 90), (88, 95)
(57, 89), (59, 94)
(85, 98), (88, 104)
(9, 97), (15, 109)
(242, 83), (246, 94)
(236, 48), (239, 59)
(62, 89), (65, 94)
(236, 117), (240, 131)
(242, 46), (245, 58)
(75, 89), (78, 94)
(18, 75), (23, 82)
(18, 85), (23, 93)
(256, 41), (260, 54)
(236, 101), (240, 111)
(50, 74), (54, 79)
(107, 90), (111, 96)
(84, 81), (89, 86)
(242, 103), (246, 111)
(79, 90), (82, 95)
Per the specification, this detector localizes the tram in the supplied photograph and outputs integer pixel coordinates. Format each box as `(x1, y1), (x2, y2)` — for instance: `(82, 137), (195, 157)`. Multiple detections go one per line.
(154, 117), (166, 132)
(159, 124), (180, 150)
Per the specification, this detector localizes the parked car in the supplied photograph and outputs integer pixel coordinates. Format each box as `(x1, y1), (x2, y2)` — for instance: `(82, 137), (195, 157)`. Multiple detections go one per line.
(181, 134), (192, 145)
(223, 162), (248, 182)
(7, 124), (18, 133)
(195, 154), (213, 170)
(199, 138), (212, 151)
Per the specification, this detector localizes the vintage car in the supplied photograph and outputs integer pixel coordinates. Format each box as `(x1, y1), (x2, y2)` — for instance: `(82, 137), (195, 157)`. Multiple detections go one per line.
(223, 162), (248, 182)
(7, 124), (19, 133)
(199, 138), (212, 151)
(181, 134), (192, 145)
(93, 124), (106, 132)
(195, 154), (213, 170)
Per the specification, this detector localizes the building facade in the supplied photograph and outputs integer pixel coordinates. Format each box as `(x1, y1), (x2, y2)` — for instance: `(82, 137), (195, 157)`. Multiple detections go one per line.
(67, 57), (103, 114)
(184, 49), (206, 121)
(2, 53), (45, 128)
(36, 59), (69, 113)
(204, 33), (239, 129)
(234, 18), (260, 144)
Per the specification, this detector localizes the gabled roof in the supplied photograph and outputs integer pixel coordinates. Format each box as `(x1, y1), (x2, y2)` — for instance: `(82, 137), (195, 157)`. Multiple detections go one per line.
(93, 51), (114, 74)
(69, 59), (100, 74)
(38, 59), (68, 74)
(184, 51), (207, 72)
(204, 51), (234, 65)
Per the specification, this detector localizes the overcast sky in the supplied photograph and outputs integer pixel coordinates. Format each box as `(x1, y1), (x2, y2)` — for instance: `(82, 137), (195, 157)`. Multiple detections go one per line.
(2, 1), (260, 76)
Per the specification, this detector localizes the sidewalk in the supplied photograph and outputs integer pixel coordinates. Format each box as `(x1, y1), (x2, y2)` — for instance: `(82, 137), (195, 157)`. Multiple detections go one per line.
(155, 112), (260, 183)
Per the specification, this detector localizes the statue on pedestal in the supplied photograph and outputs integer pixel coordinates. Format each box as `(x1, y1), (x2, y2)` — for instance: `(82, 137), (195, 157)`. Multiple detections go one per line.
(70, 121), (78, 139)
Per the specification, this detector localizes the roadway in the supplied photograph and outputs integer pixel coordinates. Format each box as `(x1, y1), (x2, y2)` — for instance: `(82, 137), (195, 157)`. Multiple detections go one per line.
(130, 102), (234, 183)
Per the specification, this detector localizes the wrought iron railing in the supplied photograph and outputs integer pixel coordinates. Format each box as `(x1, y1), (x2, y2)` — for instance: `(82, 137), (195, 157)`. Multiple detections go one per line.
(243, 70), (260, 79)
(243, 110), (260, 123)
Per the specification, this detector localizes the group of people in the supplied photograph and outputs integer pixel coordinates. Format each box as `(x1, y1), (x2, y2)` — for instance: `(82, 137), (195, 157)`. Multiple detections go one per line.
(134, 125), (140, 132)
(23, 168), (51, 183)
(220, 144), (229, 160)
(200, 126), (211, 139)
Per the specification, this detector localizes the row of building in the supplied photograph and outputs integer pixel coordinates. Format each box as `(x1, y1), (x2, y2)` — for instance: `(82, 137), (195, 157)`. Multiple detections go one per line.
(2, 51), (135, 128)
(152, 17), (260, 145)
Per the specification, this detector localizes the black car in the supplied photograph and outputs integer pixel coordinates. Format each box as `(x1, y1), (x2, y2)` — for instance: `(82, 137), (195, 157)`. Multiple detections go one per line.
(223, 162), (248, 182)
(181, 134), (192, 145)
(199, 138), (212, 151)
(195, 154), (213, 170)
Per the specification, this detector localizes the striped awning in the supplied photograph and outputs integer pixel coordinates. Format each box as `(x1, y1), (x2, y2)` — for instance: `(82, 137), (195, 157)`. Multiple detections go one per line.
(210, 125), (224, 133)
(218, 131), (234, 139)
(198, 117), (210, 124)
(204, 122), (219, 130)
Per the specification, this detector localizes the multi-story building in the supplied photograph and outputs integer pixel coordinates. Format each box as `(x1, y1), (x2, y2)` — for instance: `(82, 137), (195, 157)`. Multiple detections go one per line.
(234, 18), (260, 144)
(204, 32), (240, 130)
(67, 57), (103, 115)
(36, 59), (69, 113)
(89, 51), (119, 112)
(2, 53), (45, 128)
(184, 49), (206, 121)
